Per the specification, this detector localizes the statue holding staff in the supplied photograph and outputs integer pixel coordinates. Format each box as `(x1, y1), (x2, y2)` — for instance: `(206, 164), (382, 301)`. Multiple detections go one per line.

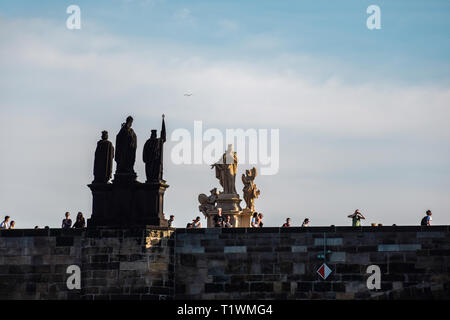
(211, 144), (238, 195)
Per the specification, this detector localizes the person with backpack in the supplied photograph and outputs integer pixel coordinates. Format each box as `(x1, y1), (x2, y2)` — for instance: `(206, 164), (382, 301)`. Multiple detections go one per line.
(421, 210), (432, 226)
(0, 216), (10, 229)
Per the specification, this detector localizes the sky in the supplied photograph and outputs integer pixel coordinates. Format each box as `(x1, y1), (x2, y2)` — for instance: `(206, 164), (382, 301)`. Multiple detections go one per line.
(0, 0), (449, 228)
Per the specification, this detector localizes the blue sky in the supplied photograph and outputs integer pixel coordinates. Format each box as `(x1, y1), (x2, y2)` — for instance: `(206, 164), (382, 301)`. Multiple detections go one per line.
(1, 0), (449, 84)
(0, 0), (449, 228)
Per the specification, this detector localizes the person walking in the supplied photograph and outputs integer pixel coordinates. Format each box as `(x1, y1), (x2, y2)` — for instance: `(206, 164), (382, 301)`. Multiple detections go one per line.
(348, 209), (365, 227)
(0, 216), (10, 229)
(421, 210), (433, 226)
(9, 221), (15, 229)
(61, 212), (72, 229)
(301, 218), (310, 227)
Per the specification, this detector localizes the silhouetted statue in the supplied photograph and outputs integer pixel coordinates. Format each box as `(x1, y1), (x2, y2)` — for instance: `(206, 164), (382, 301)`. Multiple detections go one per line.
(143, 116), (167, 182)
(93, 131), (114, 183)
(115, 116), (137, 174)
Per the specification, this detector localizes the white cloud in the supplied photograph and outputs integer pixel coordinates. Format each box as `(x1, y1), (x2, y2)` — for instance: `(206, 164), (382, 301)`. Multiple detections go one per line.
(1, 17), (450, 227)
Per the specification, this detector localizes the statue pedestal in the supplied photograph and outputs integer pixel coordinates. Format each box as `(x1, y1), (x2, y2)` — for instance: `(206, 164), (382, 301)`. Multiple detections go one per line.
(113, 172), (137, 184)
(204, 208), (252, 228)
(87, 179), (169, 228)
(216, 193), (242, 212)
(239, 208), (254, 227)
(204, 194), (251, 228)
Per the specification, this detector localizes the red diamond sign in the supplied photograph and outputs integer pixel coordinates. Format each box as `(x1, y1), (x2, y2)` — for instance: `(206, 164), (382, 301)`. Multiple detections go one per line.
(317, 263), (332, 280)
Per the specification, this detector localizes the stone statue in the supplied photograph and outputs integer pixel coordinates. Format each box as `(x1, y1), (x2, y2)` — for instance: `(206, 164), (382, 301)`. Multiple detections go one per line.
(211, 144), (238, 195)
(198, 188), (219, 216)
(115, 116), (137, 174)
(143, 116), (166, 182)
(93, 131), (114, 183)
(242, 167), (260, 212)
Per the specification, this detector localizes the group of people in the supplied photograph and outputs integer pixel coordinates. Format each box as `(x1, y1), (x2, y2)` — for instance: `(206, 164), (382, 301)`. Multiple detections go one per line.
(184, 208), (435, 229)
(281, 217), (310, 227)
(251, 212), (264, 228)
(0, 208), (436, 230)
(280, 209), (434, 228)
(186, 216), (202, 228)
(0, 216), (15, 229)
(346, 209), (434, 227)
(213, 208), (233, 228)
(61, 212), (86, 229)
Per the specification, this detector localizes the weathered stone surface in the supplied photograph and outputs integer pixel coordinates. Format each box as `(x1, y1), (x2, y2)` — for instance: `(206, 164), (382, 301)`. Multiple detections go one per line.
(1, 226), (449, 300)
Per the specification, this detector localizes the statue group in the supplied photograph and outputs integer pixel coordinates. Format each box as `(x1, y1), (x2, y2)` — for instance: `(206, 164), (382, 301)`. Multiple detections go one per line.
(88, 115), (169, 227)
(93, 115), (166, 184)
(198, 144), (261, 227)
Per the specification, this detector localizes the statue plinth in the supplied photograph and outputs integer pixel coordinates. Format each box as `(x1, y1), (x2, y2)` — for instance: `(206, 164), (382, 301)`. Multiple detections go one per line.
(216, 193), (242, 212)
(203, 193), (251, 228)
(240, 208), (254, 228)
(87, 179), (169, 228)
(112, 172), (137, 184)
(89, 116), (169, 228)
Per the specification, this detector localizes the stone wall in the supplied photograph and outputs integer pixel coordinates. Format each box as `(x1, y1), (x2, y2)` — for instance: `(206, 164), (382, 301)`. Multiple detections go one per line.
(1, 226), (449, 300)
(0, 227), (174, 300)
(174, 226), (450, 299)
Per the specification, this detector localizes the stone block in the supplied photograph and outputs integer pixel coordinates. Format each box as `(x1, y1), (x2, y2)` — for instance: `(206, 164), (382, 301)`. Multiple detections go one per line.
(224, 246), (246, 253)
(378, 244), (421, 252)
(56, 237), (74, 247)
(291, 245), (308, 253)
(293, 263), (305, 275)
(177, 246), (205, 254)
(296, 282), (312, 292)
(249, 282), (273, 292)
(417, 232), (446, 239)
(329, 252), (346, 263)
(314, 238), (343, 246)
